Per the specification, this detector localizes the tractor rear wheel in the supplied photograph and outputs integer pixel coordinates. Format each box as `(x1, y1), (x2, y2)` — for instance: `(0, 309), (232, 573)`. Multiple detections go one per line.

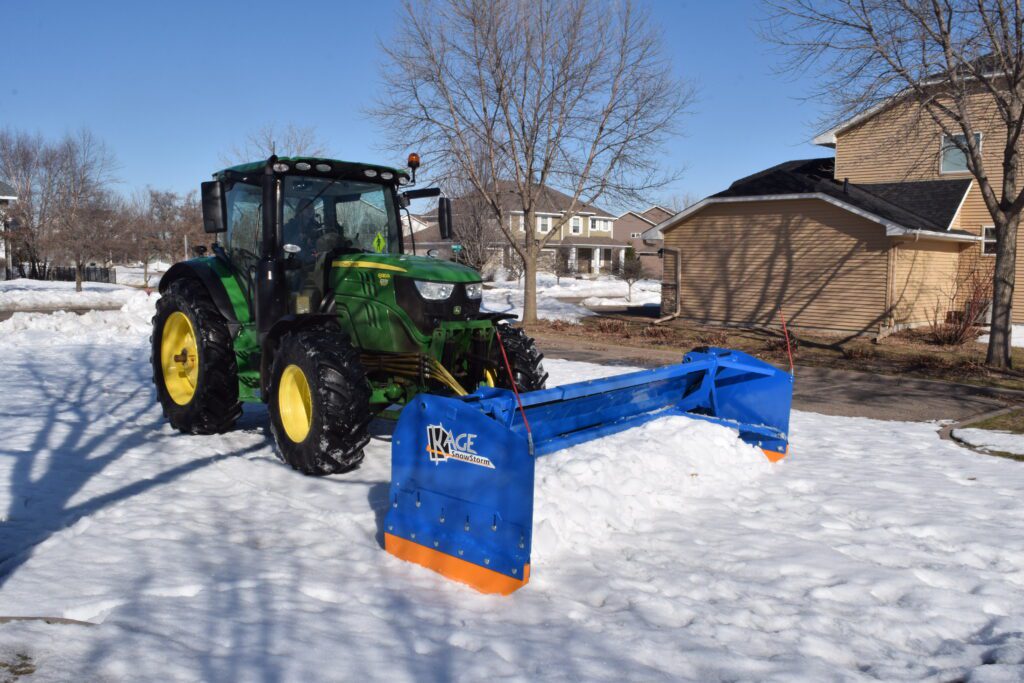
(151, 278), (242, 434)
(493, 324), (548, 392)
(268, 327), (371, 475)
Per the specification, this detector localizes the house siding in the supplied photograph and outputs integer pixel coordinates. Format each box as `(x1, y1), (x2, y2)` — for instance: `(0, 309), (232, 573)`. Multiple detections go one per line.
(832, 91), (1020, 320)
(889, 240), (962, 326)
(660, 199), (891, 334)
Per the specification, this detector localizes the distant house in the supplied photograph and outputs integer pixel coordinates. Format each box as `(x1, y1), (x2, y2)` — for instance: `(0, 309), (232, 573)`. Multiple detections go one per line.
(642, 80), (1013, 335)
(613, 206), (670, 276)
(457, 182), (631, 275)
(0, 180), (17, 272)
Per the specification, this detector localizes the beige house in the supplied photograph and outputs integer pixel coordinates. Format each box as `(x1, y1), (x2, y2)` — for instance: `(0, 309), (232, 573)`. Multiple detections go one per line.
(644, 91), (1017, 336)
(472, 182), (630, 275)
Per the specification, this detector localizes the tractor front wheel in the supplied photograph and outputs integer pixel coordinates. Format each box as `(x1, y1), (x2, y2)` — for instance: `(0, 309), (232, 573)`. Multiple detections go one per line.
(493, 324), (548, 392)
(151, 278), (242, 434)
(268, 327), (371, 475)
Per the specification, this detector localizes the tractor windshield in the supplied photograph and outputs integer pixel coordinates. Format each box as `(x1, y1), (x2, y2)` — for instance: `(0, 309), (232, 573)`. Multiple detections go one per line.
(281, 176), (399, 257)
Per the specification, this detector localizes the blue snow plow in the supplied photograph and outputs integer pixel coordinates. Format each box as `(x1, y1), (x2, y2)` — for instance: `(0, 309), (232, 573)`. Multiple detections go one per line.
(385, 347), (793, 594)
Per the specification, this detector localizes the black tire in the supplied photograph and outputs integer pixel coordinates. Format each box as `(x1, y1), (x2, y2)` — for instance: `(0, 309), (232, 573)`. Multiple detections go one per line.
(493, 324), (548, 392)
(268, 327), (371, 475)
(151, 278), (242, 434)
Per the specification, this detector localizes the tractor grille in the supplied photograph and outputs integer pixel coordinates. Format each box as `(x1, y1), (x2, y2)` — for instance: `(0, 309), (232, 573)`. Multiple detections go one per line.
(394, 277), (482, 334)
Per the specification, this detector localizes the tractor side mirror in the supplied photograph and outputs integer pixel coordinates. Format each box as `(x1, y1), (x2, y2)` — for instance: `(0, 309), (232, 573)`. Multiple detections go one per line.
(201, 181), (227, 234)
(438, 197), (453, 240)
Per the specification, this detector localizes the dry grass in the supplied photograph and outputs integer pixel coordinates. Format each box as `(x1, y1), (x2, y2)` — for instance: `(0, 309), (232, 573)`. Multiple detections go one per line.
(526, 315), (1024, 392)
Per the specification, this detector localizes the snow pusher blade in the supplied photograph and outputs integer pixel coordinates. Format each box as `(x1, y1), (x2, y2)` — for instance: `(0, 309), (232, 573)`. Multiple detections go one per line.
(385, 347), (792, 594)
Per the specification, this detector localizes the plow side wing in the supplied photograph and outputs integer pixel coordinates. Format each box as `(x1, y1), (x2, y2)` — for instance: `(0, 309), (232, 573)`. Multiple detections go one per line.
(385, 347), (792, 594)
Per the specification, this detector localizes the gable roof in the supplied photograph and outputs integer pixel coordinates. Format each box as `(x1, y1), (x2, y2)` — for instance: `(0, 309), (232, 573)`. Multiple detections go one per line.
(616, 210), (657, 225)
(489, 181), (614, 217)
(0, 180), (16, 200)
(642, 157), (978, 243)
(641, 206), (673, 222)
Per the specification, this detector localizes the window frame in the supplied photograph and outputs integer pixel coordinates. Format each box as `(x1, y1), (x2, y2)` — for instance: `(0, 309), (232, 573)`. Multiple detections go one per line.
(630, 231), (642, 239)
(982, 225), (997, 256)
(940, 132), (983, 175)
(571, 216), (582, 234)
(537, 215), (552, 233)
(592, 217), (611, 232)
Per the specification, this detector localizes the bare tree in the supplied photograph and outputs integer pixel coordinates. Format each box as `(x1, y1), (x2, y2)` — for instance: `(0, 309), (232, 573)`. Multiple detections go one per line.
(374, 0), (691, 323)
(51, 130), (119, 291)
(617, 246), (644, 302)
(764, 0), (1024, 368)
(0, 129), (63, 277)
(659, 191), (701, 212)
(221, 123), (328, 165)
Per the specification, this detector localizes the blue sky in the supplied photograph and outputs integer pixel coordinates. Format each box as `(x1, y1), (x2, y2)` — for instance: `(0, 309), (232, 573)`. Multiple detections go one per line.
(1, 0), (831, 211)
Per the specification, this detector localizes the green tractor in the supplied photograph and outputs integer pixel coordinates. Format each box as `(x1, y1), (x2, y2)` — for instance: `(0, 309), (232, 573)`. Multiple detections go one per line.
(152, 155), (547, 474)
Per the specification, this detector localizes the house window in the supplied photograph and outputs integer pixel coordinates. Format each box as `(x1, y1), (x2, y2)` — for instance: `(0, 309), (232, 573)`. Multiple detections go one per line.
(509, 214), (525, 231)
(537, 215), (551, 233)
(630, 232), (642, 238)
(571, 216), (581, 234)
(983, 225), (997, 255)
(941, 132), (982, 174)
(591, 218), (611, 231)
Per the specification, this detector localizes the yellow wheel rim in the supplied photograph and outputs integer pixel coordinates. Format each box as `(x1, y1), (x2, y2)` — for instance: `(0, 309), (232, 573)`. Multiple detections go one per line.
(161, 311), (199, 406)
(483, 367), (497, 388)
(279, 364), (313, 443)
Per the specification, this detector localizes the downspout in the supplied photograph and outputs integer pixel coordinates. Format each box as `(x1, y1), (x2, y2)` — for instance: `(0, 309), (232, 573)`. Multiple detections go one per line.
(655, 247), (682, 324)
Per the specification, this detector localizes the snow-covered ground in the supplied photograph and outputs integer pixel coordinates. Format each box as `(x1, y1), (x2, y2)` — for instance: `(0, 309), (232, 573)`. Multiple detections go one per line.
(0, 279), (140, 311)
(483, 273), (661, 321)
(954, 427), (1024, 456)
(977, 324), (1024, 348)
(114, 261), (171, 288)
(2, 295), (1024, 681)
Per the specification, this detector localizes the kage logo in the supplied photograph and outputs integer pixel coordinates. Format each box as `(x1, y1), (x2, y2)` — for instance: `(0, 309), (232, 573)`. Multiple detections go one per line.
(426, 424), (495, 469)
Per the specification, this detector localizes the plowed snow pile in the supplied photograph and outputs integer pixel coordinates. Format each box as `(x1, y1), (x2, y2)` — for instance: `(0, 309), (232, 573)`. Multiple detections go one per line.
(1, 296), (1023, 682)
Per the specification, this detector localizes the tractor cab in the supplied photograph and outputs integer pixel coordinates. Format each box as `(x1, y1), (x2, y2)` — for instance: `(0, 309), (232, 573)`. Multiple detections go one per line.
(201, 155), (454, 326)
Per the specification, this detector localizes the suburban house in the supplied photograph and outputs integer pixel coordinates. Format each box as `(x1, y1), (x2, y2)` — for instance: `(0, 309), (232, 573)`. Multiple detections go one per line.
(458, 182), (631, 275)
(643, 90), (1015, 336)
(0, 180), (17, 276)
(613, 206), (670, 275)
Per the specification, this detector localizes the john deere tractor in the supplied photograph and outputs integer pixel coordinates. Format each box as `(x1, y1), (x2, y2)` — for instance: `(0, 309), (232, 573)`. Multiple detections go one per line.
(152, 155), (546, 474)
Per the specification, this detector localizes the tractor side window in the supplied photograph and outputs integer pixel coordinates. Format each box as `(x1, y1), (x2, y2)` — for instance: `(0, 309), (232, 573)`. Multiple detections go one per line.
(225, 182), (262, 255)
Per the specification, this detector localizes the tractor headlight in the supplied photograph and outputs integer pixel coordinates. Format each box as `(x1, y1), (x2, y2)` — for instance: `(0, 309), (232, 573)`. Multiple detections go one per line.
(414, 280), (455, 300)
(465, 282), (483, 300)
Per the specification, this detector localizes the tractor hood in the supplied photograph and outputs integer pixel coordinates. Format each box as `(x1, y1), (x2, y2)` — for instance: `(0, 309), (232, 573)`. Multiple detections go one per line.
(329, 253), (481, 283)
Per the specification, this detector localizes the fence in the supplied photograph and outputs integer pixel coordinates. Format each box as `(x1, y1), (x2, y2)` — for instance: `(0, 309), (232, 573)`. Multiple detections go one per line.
(9, 263), (117, 284)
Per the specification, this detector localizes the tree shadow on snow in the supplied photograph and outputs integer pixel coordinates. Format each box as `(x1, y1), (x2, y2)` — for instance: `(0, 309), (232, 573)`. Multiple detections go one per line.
(0, 347), (272, 591)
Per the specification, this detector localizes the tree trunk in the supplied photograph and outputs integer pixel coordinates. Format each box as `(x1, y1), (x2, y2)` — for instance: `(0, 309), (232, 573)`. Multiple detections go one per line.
(522, 246), (538, 324)
(986, 214), (1019, 368)
(75, 261), (84, 293)
(143, 259), (149, 287)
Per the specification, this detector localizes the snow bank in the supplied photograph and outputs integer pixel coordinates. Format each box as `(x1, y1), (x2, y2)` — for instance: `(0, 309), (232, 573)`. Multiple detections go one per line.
(977, 324), (1024, 347)
(2, 313), (1024, 680)
(0, 279), (141, 311)
(0, 289), (156, 345)
(482, 285), (592, 321)
(953, 427), (1024, 455)
(484, 273), (661, 319)
(114, 261), (171, 287)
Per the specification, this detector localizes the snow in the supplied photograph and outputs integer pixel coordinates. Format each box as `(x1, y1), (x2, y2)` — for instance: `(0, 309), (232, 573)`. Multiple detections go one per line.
(0, 279), (141, 312)
(977, 324), (1024, 347)
(2, 296), (1024, 681)
(483, 273), (661, 321)
(954, 427), (1024, 455)
(114, 261), (171, 288)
